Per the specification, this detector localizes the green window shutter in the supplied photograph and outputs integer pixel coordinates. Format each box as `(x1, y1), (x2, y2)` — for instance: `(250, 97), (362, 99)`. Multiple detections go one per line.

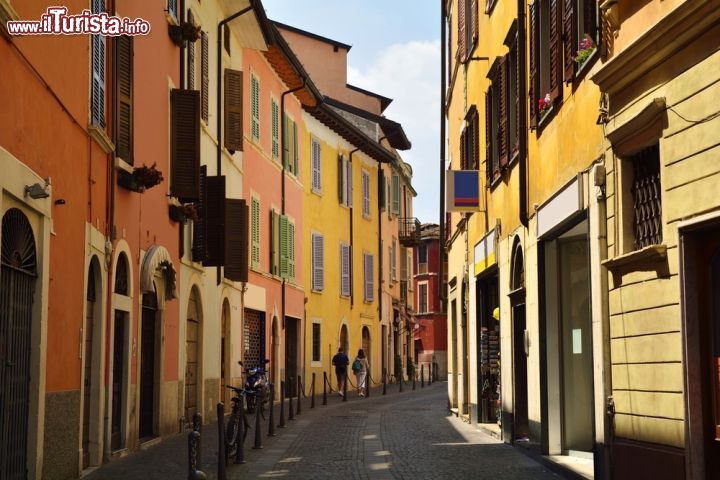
(279, 214), (289, 278)
(292, 120), (299, 175)
(251, 197), (260, 267)
(288, 220), (295, 280)
(271, 99), (279, 159)
(251, 75), (259, 140)
(270, 210), (280, 276)
(283, 114), (290, 169)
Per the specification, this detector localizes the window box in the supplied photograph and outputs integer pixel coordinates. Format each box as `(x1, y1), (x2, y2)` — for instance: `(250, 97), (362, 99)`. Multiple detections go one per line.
(118, 163), (164, 193)
(169, 203), (198, 223)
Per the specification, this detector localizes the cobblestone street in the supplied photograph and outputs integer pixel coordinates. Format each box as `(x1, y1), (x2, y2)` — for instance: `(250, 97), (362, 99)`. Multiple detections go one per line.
(86, 383), (560, 480)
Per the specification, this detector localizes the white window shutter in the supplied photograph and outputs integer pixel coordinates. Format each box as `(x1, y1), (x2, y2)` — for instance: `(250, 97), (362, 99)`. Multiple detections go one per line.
(341, 243), (351, 297)
(313, 233), (324, 291)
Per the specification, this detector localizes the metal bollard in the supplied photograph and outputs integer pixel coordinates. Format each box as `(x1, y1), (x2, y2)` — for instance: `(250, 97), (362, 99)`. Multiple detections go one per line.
(421, 364), (425, 388)
(278, 381), (286, 428)
(253, 391), (263, 449)
(342, 371), (348, 402)
(268, 384), (276, 437)
(429, 363), (433, 386)
(366, 371), (371, 399)
(399, 372), (403, 392)
(382, 368), (387, 395)
(311, 373), (316, 409)
(322, 372), (328, 406)
(192, 412), (202, 461)
(296, 375), (302, 416)
(217, 403), (226, 480)
(288, 381), (295, 421)
(188, 430), (207, 480)
(413, 371), (416, 390)
(235, 400), (246, 464)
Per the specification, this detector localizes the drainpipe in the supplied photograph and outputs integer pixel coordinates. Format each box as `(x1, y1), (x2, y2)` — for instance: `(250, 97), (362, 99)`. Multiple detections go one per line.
(215, 1), (256, 286)
(518, 0), (529, 227)
(374, 136), (388, 326)
(439, 2), (447, 313)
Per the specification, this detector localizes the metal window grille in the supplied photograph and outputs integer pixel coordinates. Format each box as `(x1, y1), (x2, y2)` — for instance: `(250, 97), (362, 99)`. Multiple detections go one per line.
(631, 144), (662, 250)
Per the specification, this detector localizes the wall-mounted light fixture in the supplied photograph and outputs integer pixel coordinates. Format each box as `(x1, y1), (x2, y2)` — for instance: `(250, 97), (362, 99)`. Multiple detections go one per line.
(25, 178), (51, 199)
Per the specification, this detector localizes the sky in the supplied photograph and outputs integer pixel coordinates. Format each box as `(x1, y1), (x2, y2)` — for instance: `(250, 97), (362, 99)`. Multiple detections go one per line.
(263, 0), (442, 225)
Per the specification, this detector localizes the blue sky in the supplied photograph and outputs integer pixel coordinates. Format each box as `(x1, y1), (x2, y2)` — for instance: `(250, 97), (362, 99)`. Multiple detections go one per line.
(263, 0), (442, 225)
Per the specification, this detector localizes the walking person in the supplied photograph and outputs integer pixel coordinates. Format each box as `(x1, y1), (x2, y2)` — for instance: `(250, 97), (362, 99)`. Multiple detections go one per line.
(352, 349), (370, 397)
(331, 347), (349, 397)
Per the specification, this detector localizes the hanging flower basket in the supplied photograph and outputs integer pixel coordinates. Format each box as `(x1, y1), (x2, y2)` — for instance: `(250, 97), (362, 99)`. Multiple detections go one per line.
(575, 34), (596, 66)
(169, 203), (199, 223)
(168, 22), (201, 46)
(133, 163), (164, 189)
(538, 93), (552, 115)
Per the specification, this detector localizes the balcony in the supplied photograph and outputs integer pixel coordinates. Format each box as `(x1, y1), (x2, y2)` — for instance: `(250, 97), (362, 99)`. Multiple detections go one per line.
(399, 217), (421, 247)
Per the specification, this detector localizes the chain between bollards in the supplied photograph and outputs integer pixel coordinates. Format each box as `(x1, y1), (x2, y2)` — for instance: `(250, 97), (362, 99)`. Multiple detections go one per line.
(322, 371), (328, 405)
(311, 373), (316, 409)
(278, 381), (286, 428)
(268, 384), (276, 437)
(216, 403), (226, 480)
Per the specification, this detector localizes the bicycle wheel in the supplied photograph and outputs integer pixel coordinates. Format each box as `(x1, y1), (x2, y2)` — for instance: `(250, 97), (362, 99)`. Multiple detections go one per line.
(242, 411), (251, 444)
(225, 413), (239, 458)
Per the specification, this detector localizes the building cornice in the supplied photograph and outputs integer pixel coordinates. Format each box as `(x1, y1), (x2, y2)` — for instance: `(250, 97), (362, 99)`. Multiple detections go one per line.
(591, 0), (720, 95)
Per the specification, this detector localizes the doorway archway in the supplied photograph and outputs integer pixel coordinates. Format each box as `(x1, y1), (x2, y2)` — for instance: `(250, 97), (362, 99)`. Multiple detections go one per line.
(82, 256), (103, 469)
(510, 237), (529, 442)
(184, 286), (202, 422)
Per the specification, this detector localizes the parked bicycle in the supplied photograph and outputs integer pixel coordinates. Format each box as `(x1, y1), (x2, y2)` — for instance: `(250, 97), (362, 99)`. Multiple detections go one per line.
(224, 384), (252, 462)
(239, 359), (270, 414)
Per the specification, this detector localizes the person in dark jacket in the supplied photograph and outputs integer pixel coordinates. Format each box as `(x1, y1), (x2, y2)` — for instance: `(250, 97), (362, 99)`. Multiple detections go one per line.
(331, 347), (349, 396)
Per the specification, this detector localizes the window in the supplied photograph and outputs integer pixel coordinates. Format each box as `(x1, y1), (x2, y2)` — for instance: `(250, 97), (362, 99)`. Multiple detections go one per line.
(250, 74), (259, 141)
(278, 215), (294, 280)
(114, 34), (133, 163)
(400, 246), (408, 282)
(340, 243), (351, 297)
(460, 108), (479, 171)
(507, 37), (519, 158)
(362, 171), (371, 218)
(224, 69), (243, 153)
(418, 243), (428, 264)
(271, 99), (279, 159)
(363, 253), (374, 302)
(456, 0), (478, 62)
(338, 155), (353, 207)
(529, 0), (561, 128)
(187, 10), (196, 90)
(312, 233), (324, 291)
(390, 238), (397, 282)
(630, 144), (662, 250)
(311, 139), (322, 193)
(251, 197), (260, 269)
(312, 323), (321, 362)
(391, 174), (400, 215)
(283, 114), (298, 175)
(419, 283), (428, 314)
(90, 0), (106, 127)
(564, 0), (599, 81)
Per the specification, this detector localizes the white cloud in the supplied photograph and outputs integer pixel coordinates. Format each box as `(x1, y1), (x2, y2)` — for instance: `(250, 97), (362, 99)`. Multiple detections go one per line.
(347, 40), (441, 224)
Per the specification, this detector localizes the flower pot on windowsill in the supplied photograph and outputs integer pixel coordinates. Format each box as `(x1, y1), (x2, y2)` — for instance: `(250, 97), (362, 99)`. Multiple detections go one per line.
(538, 93), (552, 116)
(169, 203), (198, 223)
(168, 22), (201, 46)
(118, 163), (164, 193)
(574, 34), (596, 67)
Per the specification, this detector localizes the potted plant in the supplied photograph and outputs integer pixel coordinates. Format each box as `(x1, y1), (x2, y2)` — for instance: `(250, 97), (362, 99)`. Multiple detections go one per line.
(169, 203), (199, 223)
(133, 163), (164, 190)
(538, 93), (552, 115)
(168, 22), (201, 46)
(575, 34), (596, 66)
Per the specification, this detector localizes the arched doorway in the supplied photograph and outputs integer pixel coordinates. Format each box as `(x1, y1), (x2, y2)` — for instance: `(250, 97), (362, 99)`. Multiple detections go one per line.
(111, 252), (130, 451)
(510, 238), (529, 442)
(339, 324), (349, 355)
(139, 288), (158, 440)
(0, 208), (37, 478)
(184, 287), (201, 422)
(82, 256), (102, 469)
(221, 299), (230, 405)
(361, 326), (371, 366)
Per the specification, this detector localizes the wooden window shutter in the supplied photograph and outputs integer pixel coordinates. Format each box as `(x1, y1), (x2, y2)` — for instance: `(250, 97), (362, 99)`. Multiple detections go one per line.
(346, 159), (353, 208)
(379, 169), (386, 210)
(203, 175), (226, 266)
(251, 197), (260, 267)
(270, 210), (280, 276)
(472, 110), (480, 170)
(312, 140), (321, 191)
(187, 10), (195, 90)
(114, 35), (133, 164)
(528, 1), (538, 128)
(283, 114), (290, 169)
(338, 155), (345, 203)
(192, 165), (207, 262)
(362, 171), (370, 216)
(91, 0), (105, 127)
(341, 244), (350, 297)
(364, 253), (374, 302)
(288, 221), (295, 280)
(457, 0), (466, 62)
(224, 199), (249, 282)
(498, 56), (509, 168)
(513, 42), (521, 154)
(292, 121), (299, 175)
(251, 75), (259, 140)
(485, 90), (492, 181)
(201, 32), (209, 122)
(224, 69), (243, 153)
(563, 0), (577, 83)
(549, 0), (562, 102)
(312, 234), (324, 291)
(471, 0), (479, 45)
(279, 214), (289, 278)
(392, 174), (400, 215)
(171, 89), (201, 202)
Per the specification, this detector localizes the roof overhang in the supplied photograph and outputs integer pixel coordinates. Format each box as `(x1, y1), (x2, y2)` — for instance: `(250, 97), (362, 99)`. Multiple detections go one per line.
(324, 97), (412, 150)
(222, 0), (273, 51)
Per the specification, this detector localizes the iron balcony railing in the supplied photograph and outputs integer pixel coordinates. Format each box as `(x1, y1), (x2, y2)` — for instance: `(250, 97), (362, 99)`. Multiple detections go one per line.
(399, 217), (421, 247)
